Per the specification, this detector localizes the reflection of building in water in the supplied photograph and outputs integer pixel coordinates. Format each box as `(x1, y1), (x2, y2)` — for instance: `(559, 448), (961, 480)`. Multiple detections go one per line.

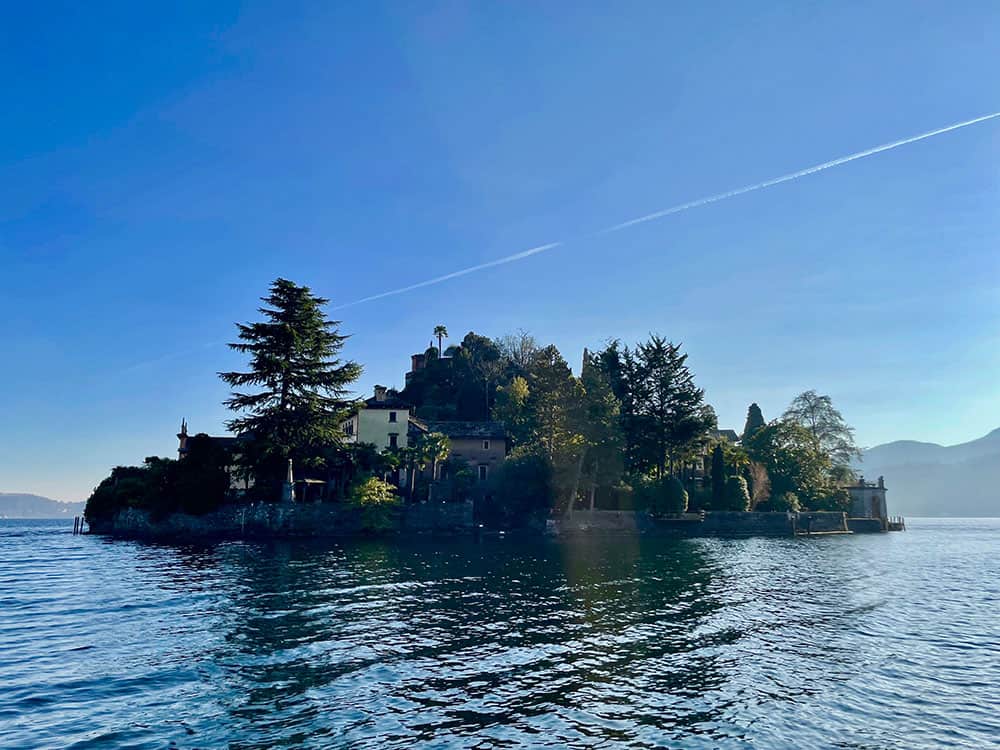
(846, 476), (888, 521)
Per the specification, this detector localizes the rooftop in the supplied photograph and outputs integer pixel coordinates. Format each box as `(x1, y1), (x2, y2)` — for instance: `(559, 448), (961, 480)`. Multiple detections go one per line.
(410, 419), (506, 439)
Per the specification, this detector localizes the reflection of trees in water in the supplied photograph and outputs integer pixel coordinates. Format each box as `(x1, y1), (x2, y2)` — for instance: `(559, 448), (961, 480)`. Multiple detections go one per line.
(178, 535), (862, 748)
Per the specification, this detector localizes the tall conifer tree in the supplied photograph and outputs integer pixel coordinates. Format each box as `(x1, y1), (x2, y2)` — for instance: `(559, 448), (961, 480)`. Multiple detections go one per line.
(742, 403), (766, 441)
(711, 443), (726, 506)
(219, 278), (362, 472)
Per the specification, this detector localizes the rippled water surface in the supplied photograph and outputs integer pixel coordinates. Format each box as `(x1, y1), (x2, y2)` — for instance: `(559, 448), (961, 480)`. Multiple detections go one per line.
(2, 519), (998, 749)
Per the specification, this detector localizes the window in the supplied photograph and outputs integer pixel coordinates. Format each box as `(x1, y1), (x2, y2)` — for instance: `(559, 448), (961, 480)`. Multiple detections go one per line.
(478, 464), (488, 481)
(388, 433), (398, 449)
(388, 411), (397, 423)
(482, 439), (490, 450)
(344, 421), (354, 436)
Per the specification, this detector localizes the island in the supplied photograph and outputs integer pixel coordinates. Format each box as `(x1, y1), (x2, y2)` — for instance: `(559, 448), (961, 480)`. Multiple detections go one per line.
(85, 278), (901, 540)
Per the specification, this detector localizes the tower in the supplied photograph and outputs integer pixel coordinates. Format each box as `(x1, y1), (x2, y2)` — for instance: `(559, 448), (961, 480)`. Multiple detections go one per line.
(176, 418), (189, 458)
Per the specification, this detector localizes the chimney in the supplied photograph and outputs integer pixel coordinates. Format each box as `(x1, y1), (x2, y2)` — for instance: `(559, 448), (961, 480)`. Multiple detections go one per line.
(374, 385), (387, 402)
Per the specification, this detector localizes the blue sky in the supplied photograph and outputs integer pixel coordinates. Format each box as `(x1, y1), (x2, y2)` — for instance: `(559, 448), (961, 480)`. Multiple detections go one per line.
(2, 1), (999, 501)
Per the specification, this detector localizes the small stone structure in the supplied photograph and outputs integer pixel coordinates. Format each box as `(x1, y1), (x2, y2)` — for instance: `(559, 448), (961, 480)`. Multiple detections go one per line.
(845, 476), (888, 526)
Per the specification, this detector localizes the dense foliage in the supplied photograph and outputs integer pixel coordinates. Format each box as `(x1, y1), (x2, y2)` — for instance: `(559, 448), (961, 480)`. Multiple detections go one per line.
(483, 453), (554, 529)
(84, 435), (231, 522)
(87, 277), (866, 527)
(635, 475), (689, 515)
(742, 403), (766, 442)
(219, 278), (362, 480)
(348, 476), (400, 532)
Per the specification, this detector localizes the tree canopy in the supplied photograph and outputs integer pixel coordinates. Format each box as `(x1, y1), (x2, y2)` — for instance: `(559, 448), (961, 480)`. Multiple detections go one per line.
(782, 390), (860, 469)
(742, 403), (765, 441)
(219, 278), (362, 474)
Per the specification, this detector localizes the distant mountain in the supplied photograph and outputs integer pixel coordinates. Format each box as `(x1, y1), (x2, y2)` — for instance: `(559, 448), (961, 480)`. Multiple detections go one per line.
(858, 429), (1000, 517)
(0, 493), (85, 519)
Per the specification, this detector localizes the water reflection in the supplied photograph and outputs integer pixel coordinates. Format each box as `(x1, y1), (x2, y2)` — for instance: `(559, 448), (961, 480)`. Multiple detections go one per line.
(186, 537), (737, 748)
(3, 521), (998, 749)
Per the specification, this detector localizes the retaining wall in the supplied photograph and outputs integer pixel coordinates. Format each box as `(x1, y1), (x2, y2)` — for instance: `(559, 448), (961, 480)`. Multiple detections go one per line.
(550, 510), (849, 538)
(847, 517), (885, 534)
(92, 501), (474, 541)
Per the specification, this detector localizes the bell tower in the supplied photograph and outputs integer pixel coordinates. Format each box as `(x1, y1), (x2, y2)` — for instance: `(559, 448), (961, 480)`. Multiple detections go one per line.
(176, 418), (189, 458)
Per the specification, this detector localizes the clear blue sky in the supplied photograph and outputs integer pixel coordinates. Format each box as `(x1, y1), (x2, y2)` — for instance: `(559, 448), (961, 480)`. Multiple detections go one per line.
(3, 2), (999, 501)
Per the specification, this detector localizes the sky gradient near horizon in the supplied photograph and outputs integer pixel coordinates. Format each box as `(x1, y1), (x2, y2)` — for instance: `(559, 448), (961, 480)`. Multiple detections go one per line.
(3, 2), (999, 501)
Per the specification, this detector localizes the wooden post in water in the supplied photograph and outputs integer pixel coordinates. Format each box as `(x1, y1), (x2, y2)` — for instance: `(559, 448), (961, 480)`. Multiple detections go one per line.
(73, 517), (79, 535)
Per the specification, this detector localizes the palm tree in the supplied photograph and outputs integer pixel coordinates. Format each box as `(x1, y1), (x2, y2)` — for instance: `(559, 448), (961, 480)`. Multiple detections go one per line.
(433, 325), (448, 356)
(423, 432), (451, 482)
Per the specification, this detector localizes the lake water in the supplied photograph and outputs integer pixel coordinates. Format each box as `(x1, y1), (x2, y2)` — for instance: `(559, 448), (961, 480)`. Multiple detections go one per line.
(1, 519), (998, 749)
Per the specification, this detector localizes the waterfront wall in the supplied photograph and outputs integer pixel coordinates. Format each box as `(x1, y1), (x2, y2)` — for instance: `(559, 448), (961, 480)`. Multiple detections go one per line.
(94, 504), (856, 542)
(92, 501), (475, 540)
(847, 517), (886, 534)
(550, 510), (849, 538)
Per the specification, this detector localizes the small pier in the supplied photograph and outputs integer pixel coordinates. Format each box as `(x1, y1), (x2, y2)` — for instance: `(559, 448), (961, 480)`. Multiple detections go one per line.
(887, 516), (906, 532)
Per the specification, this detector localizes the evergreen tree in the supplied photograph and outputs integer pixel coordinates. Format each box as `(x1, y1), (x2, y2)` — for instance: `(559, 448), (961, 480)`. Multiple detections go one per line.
(711, 443), (726, 506)
(525, 345), (584, 460)
(631, 336), (715, 477)
(575, 350), (625, 509)
(219, 278), (362, 476)
(742, 403), (765, 441)
(722, 475), (751, 511)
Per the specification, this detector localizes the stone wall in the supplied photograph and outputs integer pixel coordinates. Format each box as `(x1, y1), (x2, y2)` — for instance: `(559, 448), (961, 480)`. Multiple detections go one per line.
(549, 510), (849, 538)
(92, 500), (474, 541)
(697, 511), (797, 537)
(847, 517), (885, 534)
(549, 510), (655, 535)
(795, 512), (849, 534)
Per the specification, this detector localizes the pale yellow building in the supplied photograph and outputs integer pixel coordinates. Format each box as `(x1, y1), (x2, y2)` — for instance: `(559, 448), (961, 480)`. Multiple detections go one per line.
(342, 385), (412, 452)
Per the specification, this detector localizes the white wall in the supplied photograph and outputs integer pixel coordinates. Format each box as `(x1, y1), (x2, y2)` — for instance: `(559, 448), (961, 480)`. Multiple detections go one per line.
(347, 407), (408, 451)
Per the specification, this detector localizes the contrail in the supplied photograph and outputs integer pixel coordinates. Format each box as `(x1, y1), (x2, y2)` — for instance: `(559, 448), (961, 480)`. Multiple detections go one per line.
(601, 110), (1000, 233)
(331, 243), (561, 309)
(334, 111), (1000, 309)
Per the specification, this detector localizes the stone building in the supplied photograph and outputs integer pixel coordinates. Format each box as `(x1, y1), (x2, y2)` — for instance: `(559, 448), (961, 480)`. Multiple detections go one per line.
(409, 419), (507, 483)
(846, 476), (888, 521)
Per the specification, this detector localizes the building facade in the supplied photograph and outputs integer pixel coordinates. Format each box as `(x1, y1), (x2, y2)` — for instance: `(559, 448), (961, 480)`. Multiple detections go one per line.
(846, 476), (888, 520)
(411, 420), (507, 483)
(342, 386), (413, 452)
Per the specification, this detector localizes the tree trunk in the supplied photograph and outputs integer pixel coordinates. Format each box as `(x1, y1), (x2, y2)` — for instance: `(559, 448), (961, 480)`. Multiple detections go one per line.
(588, 457), (598, 510)
(566, 449), (587, 517)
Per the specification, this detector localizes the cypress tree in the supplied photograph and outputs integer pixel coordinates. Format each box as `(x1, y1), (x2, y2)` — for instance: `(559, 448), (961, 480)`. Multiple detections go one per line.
(742, 402), (766, 442)
(219, 278), (362, 474)
(711, 443), (726, 506)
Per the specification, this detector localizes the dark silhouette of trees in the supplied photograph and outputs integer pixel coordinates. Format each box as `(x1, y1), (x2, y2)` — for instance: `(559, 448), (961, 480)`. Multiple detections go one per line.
(219, 278), (361, 479)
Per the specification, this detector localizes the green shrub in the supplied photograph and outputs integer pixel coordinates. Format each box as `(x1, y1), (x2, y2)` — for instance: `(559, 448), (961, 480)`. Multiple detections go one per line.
(808, 487), (850, 512)
(635, 476), (689, 516)
(767, 491), (801, 512)
(485, 453), (554, 528)
(720, 476), (751, 511)
(349, 476), (401, 532)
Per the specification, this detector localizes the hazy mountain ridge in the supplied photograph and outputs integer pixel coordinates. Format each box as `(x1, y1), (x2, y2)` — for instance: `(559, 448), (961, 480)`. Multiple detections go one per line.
(859, 429), (1000, 517)
(0, 493), (85, 519)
